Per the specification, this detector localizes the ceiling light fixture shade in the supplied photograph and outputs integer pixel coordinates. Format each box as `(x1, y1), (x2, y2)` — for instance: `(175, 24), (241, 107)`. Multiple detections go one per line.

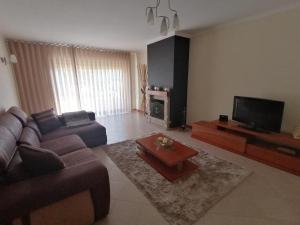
(173, 13), (179, 30)
(160, 17), (168, 36)
(147, 7), (155, 25)
(146, 0), (179, 36)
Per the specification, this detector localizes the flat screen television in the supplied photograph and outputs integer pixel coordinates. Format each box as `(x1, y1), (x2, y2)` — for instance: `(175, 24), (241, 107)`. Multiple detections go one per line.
(232, 96), (284, 133)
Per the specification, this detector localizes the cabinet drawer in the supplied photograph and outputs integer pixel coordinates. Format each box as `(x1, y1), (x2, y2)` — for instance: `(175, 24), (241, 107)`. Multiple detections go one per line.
(247, 144), (300, 173)
(192, 124), (246, 153)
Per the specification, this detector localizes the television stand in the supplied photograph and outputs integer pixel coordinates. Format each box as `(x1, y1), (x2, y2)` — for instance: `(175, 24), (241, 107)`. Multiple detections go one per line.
(237, 124), (271, 134)
(192, 120), (300, 176)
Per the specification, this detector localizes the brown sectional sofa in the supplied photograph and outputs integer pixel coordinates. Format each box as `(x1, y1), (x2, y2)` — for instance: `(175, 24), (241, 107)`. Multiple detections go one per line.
(0, 107), (110, 225)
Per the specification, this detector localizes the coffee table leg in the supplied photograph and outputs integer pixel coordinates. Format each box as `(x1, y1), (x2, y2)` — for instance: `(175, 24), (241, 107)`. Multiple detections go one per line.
(137, 145), (147, 153)
(177, 162), (183, 171)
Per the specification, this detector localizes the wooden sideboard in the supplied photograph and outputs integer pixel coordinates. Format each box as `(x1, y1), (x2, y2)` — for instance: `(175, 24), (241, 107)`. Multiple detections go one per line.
(192, 120), (300, 176)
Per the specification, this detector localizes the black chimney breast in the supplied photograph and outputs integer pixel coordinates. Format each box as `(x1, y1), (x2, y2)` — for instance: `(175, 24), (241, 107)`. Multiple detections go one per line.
(147, 36), (190, 127)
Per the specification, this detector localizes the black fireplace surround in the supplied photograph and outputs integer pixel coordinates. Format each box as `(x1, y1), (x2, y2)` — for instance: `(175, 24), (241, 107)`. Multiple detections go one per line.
(147, 35), (190, 127)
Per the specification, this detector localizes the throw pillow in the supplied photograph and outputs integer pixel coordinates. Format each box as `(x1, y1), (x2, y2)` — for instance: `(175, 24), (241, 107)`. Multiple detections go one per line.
(18, 144), (65, 176)
(62, 110), (93, 127)
(32, 108), (62, 134)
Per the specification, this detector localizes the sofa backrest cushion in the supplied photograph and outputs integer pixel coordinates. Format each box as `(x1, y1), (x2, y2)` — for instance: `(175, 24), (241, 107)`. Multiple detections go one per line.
(18, 144), (65, 176)
(32, 108), (62, 134)
(19, 127), (41, 147)
(0, 113), (23, 140)
(7, 106), (28, 127)
(0, 126), (17, 174)
(26, 120), (42, 140)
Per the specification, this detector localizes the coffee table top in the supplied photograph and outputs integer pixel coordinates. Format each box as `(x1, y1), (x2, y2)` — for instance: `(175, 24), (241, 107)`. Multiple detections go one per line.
(136, 133), (198, 167)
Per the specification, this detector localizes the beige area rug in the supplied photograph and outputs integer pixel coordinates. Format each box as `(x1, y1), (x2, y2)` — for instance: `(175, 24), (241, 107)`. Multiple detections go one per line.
(101, 139), (251, 225)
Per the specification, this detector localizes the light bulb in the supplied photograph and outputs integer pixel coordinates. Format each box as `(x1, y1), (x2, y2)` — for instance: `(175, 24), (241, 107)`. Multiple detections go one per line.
(160, 17), (168, 36)
(147, 8), (154, 25)
(173, 13), (179, 30)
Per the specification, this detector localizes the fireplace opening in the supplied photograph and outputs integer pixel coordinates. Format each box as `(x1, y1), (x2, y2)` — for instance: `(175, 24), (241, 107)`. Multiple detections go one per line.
(150, 99), (164, 120)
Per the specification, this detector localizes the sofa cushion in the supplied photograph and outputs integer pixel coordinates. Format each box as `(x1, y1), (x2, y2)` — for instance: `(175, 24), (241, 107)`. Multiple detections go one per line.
(26, 120), (42, 140)
(0, 158), (110, 223)
(61, 149), (98, 167)
(42, 122), (107, 147)
(41, 135), (86, 156)
(19, 127), (40, 147)
(32, 108), (62, 134)
(62, 110), (93, 127)
(7, 106), (28, 127)
(18, 145), (65, 176)
(0, 126), (17, 174)
(0, 113), (23, 140)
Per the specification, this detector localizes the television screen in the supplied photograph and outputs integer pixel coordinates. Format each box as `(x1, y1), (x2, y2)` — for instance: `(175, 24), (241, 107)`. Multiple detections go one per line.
(232, 96), (284, 133)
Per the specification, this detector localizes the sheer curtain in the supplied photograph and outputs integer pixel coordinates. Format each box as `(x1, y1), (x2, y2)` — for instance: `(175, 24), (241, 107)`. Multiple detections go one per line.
(8, 40), (132, 116)
(48, 46), (81, 114)
(73, 48), (131, 117)
(50, 47), (131, 116)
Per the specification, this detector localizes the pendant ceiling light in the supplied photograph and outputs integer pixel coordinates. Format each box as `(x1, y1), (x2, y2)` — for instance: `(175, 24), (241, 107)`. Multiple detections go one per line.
(146, 7), (155, 25)
(145, 0), (180, 36)
(160, 16), (169, 36)
(173, 13), (179, 30)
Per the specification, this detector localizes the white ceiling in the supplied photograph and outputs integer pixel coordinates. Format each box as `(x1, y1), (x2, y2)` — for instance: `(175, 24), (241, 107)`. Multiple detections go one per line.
(0, 0), (300, 51)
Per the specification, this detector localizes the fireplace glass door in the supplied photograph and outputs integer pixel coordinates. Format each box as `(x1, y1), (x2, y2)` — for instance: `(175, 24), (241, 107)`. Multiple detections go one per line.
(150, 99), (164, 120)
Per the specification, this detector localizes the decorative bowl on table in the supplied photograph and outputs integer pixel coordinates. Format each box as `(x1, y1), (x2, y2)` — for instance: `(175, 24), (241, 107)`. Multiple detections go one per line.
(155, 136), (174, 149)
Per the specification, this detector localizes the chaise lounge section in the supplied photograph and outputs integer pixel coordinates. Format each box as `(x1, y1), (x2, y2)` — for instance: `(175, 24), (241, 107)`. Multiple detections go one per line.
(0, 107), (110, 225)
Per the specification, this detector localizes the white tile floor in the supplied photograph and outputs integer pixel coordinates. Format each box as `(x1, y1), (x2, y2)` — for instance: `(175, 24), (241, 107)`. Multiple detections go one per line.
(94, 112), (300, 225)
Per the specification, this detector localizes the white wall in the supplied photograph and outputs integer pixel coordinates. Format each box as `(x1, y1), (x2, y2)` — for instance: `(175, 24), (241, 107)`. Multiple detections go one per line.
(0, 35), (19, 112)
(187, 7), (300, 132)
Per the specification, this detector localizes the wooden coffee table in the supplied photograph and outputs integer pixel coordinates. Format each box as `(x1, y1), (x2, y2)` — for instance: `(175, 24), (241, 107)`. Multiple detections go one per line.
(136, 133), (199, 182)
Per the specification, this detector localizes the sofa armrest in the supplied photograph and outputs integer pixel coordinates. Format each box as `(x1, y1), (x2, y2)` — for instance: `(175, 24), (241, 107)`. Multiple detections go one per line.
(87, 112), (96, 121)
(0, 160), (110, 223)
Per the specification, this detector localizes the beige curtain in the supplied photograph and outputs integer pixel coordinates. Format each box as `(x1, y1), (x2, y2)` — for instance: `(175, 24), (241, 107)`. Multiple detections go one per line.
(48, 46), (81, 114)
(138, 64), (147, 112)
(72, 48), (131, 116)
(7, 40), (56, 114)
(8, 40), (131, 116)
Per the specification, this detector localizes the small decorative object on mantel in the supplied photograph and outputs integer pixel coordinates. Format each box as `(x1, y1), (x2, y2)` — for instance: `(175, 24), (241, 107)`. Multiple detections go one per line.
(163, 87), (170, 92)
(293, 125), (300, 139)
(155, 136), (174, 149)
(154, 86), (160, 91)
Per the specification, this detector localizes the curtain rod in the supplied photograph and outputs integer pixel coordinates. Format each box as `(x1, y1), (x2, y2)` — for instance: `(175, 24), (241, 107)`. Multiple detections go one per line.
(6, 38), (130, 54)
